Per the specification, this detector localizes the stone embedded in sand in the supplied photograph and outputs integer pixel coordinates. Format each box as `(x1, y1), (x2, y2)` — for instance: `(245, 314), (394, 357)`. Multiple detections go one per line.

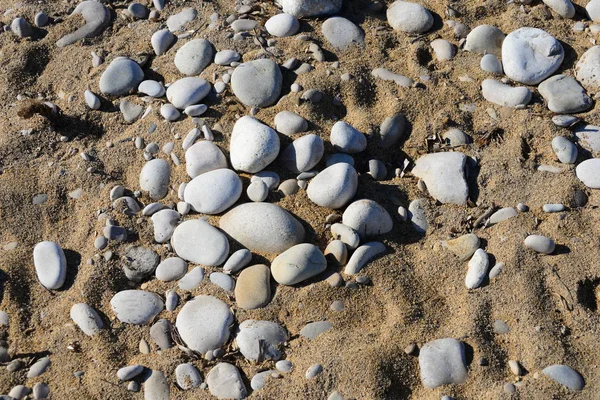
(119, 99), (143, 123)
(139, 80), (165, 98)
(175, 39), (214, 76)
(223, 249), (253, 274)
(330, 223), (360, 249)
(330, 121), (367, 153)
(56, 1), (111, 47)
(481, 79), (532, 107)
(171, 219), (229, 266)
(113, 196), (141, 215)
(524, 235), (555, 254)
(251, 370), (276, 391)
(235, 264), (271, 309)
(150, 319), (173, 350)
(322, 17), (364, 50)
(542, 365), (585, 391)
(543, 0), (575, 18)
(271, 244), (327, 285)
(574, 124), (600, 154)
(33, 382), (49, 399)
(123, 246), (159, 282)
(206, 363), (247, 400)
(236, 320), (289, 362)
(231, 59), (283, 107)
(110, 290), (163, 325)
(99, 58), (144, 97)
(185, 141), (228, 178)
(538, 75), (592, 114)
(70, 303), (103, 336)
(465, 249), (489, 289)
(144, 370), (170, 400)
(274, 111), (308, 136)
(489, 207), (518, 225)
(342, 199), (393, 238)
(464, 25), (505, 55)
(178, 267), (205, 290)
(166, 77), (211, 109)
(27, 357), (51, 378)
(372, 68), (414, 87)
(441, 234), (479, 261)
(184, 169), (242, 214)
(576, 158), (600, 188)
(300, 321), (333, 340)
(480, 54), (503, 74)
(165, 290), (179, 311)
(167, 7), (197, 32)
(276, 360), (293, 373)
(139, 158), (170, 200)
(412, 152), (469, 205)
(230, 116), (280, 173)
(151, 29), (176, 56)
(276, 0), (342, 17)
(409, 198), (428, 234)
(442, 128), (470, 146)
(176, 295), (234, 353)
(344, 242), (386, 275)
(11, 17), (33, 38)
(324, 240), (348, 265)
(215, 50), (241, 65)
(175, 363), (202, 390)
(151, 209), (180, 243)
(387, 1), (433, 34)
(210, 272), (235, 291)
(160, 104), (179, 121)
(419, 338), (468, 389)
(502, 27), (564, 85)
(379, 114), (407, 148)
(33, 241), (67, 290)
(117, 365), (144, 381)
(265, 13), (300, 37)
(552, 137), (578, 164)
(279, 134), (324, 173)
(129, 3), (149, 19)
(155, 257), (188, 282)
(576, 46), (600, 90)
(84, 90), (101, 110)
(431, 39), (456, 61)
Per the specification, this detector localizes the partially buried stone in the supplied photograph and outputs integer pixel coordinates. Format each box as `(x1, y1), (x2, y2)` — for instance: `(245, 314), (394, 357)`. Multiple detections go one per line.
(276, 0), (341, 18)
(110, 290), (163, 325)
(236, 320), (288, 361)
(465, 249), (489, 289)
(481, 79), (531, 107)
(56, 1), (111, 47)
(331, 121), (367, 153)
(489, 207), (517, 225)
(300, 321), (333, 340)
(342, 200), (393, 238)
(27, 357), (51, 378)
(167, 7), (197, 32)
(175, 39), (214, 76)
(144, 370), (170, 400)
(542, 365), (584, 391)
(150, 319), (173, 350)
(274, 111), (308, 136)
(70, 303), (103, 336)
(538, 75), (592, 114)
(419, 338), (468, 389)
(99, 58), (144, 97)
(123, 246), (159, 282)
(206, 363), (247, 399)
(464, 25), (505, 56)
(120, 100), (143, 123)
(411, 152), (469, 205)
(379, 114), (406, 148)
(33, 241), (67, 290)
(524, 235), (555, 254)
(409, 199), (428, 234)
(306, 364), (323, 379)
(387, 1), (433, 33)
(344, 242), (386, 275)
(176, 363), (202, 390)
(441, 233), (479, 261)
(271, 244), (327, 285)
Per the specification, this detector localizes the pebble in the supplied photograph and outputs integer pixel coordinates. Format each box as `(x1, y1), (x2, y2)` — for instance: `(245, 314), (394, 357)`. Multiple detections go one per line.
(151, 209), (180, 243)
(56, 1), (111, 47)
(206, 363), (247, 399)
(210, 272), (235, 291)
(7, 360), (23, 372)
(576, 46), (600, 90)
(271, 243), (327, 285)
(151, 29), (176, 55)
(276, 360), (293, 373)
(120, 100), (143, 123)
(235, 264), (271, 309)
(326, 153), (354, 167)
(322, 17), (364, 50)
(99, 58), (144, 97)
(464, 25), (505, 55)
(161, 104), (180, 121)
(331, 223), (360, 249)
(543, 203), (565, 213)
(412, 152), (469, 205)
(301, 88), (324, 102)
(167, 7), (197, 32)
(481, 79), (532, 107)
(325, 241), (349, 266)
(155, 257), (188, 281)
(110, 290), (163, 324)
(185, 141), (228, 178)
(442, 233), (480, 261)
(419, 338), (468, 389)
(32, 382), (49, 399)
(142, 203), (163, 217)
(266, 13), (300, 37)
(231, 19), (257, 32)
(524, 235), (555, 254)
(184, 168), (242, 214)
(34, 12), (48, 28)
(489, 207), (518, 225)
(84, 90), (101, 110)
(508, 360), (522, 376)
(504, 382), (516, 394)
(33, 241), (66, 290)
(171, 219), (229, 266)
(223, 249), (252, 274)
(117, 365), (144, 381)
(538, 75), (592, 113)
(230, 116), (280, 173)
(70, 303), (103, 336)
(247, 180), (269, 202)
(502, 27), (564, 85)
(543, 0), (575, 18)
(442, 128), (470, 146)
(574, 189), (588, 207)
(236, 320), (288, 361)
(184, 104), (207, 117)
(175, 39), (214, 76)
(552, 137), (578, 164)
(144, 370), (170, 400)
(305, 364), (323, 379)
(343, 200), (393, 238)
(431, 39), (455, 61)
(231, 59), (282, 107)
(306, 163), (358, 209)
(344, 242), (386, 275)
(480, 54), (503, 74)
(176, 295), (234, 353)
(465, 249), (489, 289)
(139, 159), (170, 200)
(542, 365), (584, 391)
(277, 0), (341, 17)
(150, 319), (173, 350)
(379, 114), (406, 148)
(274, 111), (308, 136)
(574, 124), (600, 153)
(251, 370), (275, 390)
(330, 300), (345, 311)
(178, 267), (205, 290)
(113, 196), (140, 215)
(279, 179), (300, 196)
(331, 121), (367, 153)
(214, 50), (240, 65)
(280, 134), (324, 173)
(27, 357), (51, 378)
(175, 363), (202, 390)
(552, 115), (579, 127)
(165, 290), (178, 311)
(166, 77), (211, 109)
(387, 1), (433, 33)
(129, 3), (149, 18)
(8, 386), (31, 399)
(368, 159), (387, 180)
(371, 67), (414, 87)
(139, 80), (165, 98)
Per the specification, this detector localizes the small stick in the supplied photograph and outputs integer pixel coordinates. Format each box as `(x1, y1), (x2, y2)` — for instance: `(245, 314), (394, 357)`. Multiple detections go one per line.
(474, 205), (496, 228)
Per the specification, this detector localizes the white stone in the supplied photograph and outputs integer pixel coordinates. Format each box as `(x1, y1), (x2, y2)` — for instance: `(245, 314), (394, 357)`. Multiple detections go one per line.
(184, 169), (242, 214)
(223, 249), (253, 274)
(185, 141), (228, 178)
(489, 207), (518, 225)
(167, 7), (197, 32)
(139, 159), (170, 200)
(279, 134), (324, 173)
(99, 58), (144, 97)
(322, 17), (364, 50)
(543, 0), (575, 18)
(265, 13), (300, 37)
(166, 77), (211, 109)
(175, 39), (214, 76)
(481, 79), (532, 107)
(175, 363), (202, 390)
(178, 267), (205, 290)
(524, 235), (555, 254)
(306, 163), (358, 209)
(464, 25), (505, 55)
(247, 180), (269, 202)
(342, 200), (393, 238)
(151, 209), (180, 243)
(344, 242), (386, 275)
(231, 59), (282, 107)
(465, 249), (489, 289)
(576, 46), (600, 90)
(419, 338), (468, 389)
(552, 137), (578, 164)
(431, 39), (455, 61)
(171, 219), (229, 265)
(276, 0), (341, 17)
(588, 0), (600, 22)
(139, 80), (165, 97)
(271, 244), (327, 285)
(230, 116), (280, 173)
(206, 363), (247, 399)
(110, 290), (163, 325)
(70, 303), (103, 336)
(236, 320), (289, 362)
(387, 1), (433, 33)
(274, 111), (308, 136)
(330, 121), (366, 153)
(155, 257), (188, 281)
(151, 29), (175, 55)
(576, 158), (600, 188)
(33, 241), (66, 290)
(412, 152), (469, 205)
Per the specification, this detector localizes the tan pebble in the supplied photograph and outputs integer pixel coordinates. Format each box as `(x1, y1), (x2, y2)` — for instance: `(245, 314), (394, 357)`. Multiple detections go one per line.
(324, 240), (348, 265)
(234, 264), (271, 309)
(326, 272), (343, 287)
(139, 339), (150, 354)
(441, 233), (480, 261)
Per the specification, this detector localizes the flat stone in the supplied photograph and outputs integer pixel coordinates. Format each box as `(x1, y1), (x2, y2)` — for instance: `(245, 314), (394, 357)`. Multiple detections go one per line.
(167, 7), (197, 32)
(300, 321), (333, 340)
(441, 234), (479, 261)
(70, 303), (104, 336)
(215, 50), (240, 65)
(279, 134), (324, 173)
(166, 77), (211, 109)
(481, 79), (532, 107)
(524, 235), (555, 254)
(538, 75), (592, 113)
(489, 207), (518, 225)
(236, 320), (288, 361)
(464, 25), (505, 55)
(271, 244), (327, 285)
(117, 365), (144, 381)
(574, 124), (600, 154)
(175, 363), (202, 390)
(223, 249), (253, 274)
(276, 0), (342, 17)
(235, 264), (271, 309)
(379, 114), (406, 148)
(139, 159), (170, 200)
(123, 246), (159, 282)
(144, 370), (170, 400)
(465, 249), (489, 289)
(552, 137), (578, 164)
(542, 365), (584, 391)
(171, 219), (229, 265)
(230, 116), (280, 173)
(151, 209), (180, 243)
(419, 338), (468, 389)
(155, 257), (188, 281)
(206, 363), (247, 399)
(120, 99), (143, 123)
(210, 272), (235, 291)
(178, 267), (205, 290)
(231, 59), (282, 107)
(576, 158), (600, 188)
(344, 242), (386, 275)
(412, 152), (469, 205)
(33, 241), (66, 290)
(266, 13), (300, 37)
(110, 290), (163, 325)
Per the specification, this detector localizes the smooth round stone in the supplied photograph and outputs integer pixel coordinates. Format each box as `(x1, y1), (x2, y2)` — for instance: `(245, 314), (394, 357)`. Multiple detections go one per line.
(231, 59), (282, 107)
(331, 121), (367, 153)
(176, 295), (234, 353)
(185, 141), (228, 178)
(70, 303), (103, 336)
(99, 58), (144, 97)
(326, 153), (354, 167)
(441, 233), (480, 261)
(161, 103), (180, 121)
(175, 39), (214, 76)
(210, 272), (235, 291)
(574, 190), (588, 207)
(251, 370), (275, 391)
(344, 241), (386, 275)
(110, 290), (164, 325)
(481, 79), (532, 107)
(235, 264), (271, 309)
(129, 3), (149, 18)
(543, 203), (565, 213)
(8, 385), (31, 399)
(139, 159), (170, 200)
(266, 13), (300, 37)
(178, 267), (205, 290)
(322, 17), (364, 50)
(588, 0), (600, 21)
(387, 1), (433, 33)
(206, 363), (247, 399)
(145, 370), (170, 399)
(552, 137), (577, 164)
(502, 27), (564, 85)
(307, 163), (358, 209)
(84, 90), (101, 110)
(552, 115), (579, 127)
(150, 319), (173, 350)
(412, 152), (469, 205)
(230, 116), (280, 173)
(155, 257), (188, 281)
(223, 249), (253, 274)
(442, 128), (470, 146)
(489, 207), (518, 225)
(247, 180), (269, 202)
(34, 12), (49, 27)
(576, 158), (600, 188)
(279, 134), (324, 173)
(184, 169), (242, 214)
(276, 360), (293, 373)
(166, 77), (211, 109)
(151, 209), (180, 243)
(306, 364), (323, 379)
(277, 0), (342, 17)
(175, 363), (202, 390)
(32, 382), (49, 399)
(11, 17), (33, 38)
(274, 111), (308, 136)
(171, 219), (229, 265)
(419, 338), (468, 389)
(167, 7), (197, 31)
(464, 24), (505, 55)
(236, 320), (288, 362)
(33, 241), (66, 290)
(271, 243), (326, 285)
(544, 0), (575, 18)
(151, 29), (176, 56)
(379, 114), (406, 148)
(576, 46), (600, 90)
(368, 159), (387, 180)
(480, 54), (503, 74)
(542, 365), (584, 391)
(431, 39), (455, 61)
(184, 104), (208, 117)
(465, 249), (489, 289)
(139, 80), (165, 97)
(524, 235), (555, 254)
(342, 200), (393, 238)
(165, 290), (179, 311)
(220, 203), (304, 254)
(214, 50), (240, 65)
(538, 75), (592, 114)
(117, 365), (144, 381)
(252, 171), (281, 190)
(27, 357), (51, 378)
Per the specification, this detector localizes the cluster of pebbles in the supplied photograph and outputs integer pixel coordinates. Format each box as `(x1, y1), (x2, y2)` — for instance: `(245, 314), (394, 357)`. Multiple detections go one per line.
(2, 0), (600, 398)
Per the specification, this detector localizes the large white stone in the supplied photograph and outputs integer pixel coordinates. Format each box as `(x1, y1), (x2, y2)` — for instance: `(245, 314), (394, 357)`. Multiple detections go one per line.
(99, 58), (144, 97)
(342, 200), (393, 238)
(110, 290), (163, 325)
(235, 320), (289, 362)
(139, 159), (170, 200)
(279, 134), (324, 173)
(576, 46), (600, 90)
(271, 243), (327, 285)
(166, 77), (211, 109)
(576, 158), (600, 188)
(276, 0), (341, 17)
(174, 39), (214, 76)
(230, 116), (280, 173)
(306, 163), (358, 209)
(412, 152), (469, 205)
(171, 219), (229, 265)
(206, 363), (247, 399)
(185, 141), (228, 178)
(184, 169), (242, 214)
(387, 1), (433, 33)
(419, 338), (468, 389)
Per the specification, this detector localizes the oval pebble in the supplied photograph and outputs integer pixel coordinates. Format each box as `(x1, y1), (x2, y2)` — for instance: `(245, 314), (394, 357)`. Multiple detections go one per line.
(110, 290), (164, 325)
(279, 134), (324, 173)
(166, 77), (211, 109)
(99, 58), (144, 97)
(342, 200), (393, 238)
(265, 13), (300, 37)
(175, 39), (214, 76)
(206, 363), (247, 399)
(139, 159), (170, 200)
(184, 169), (242, 214)
(331, 121), (367, 153)
(171, 219), (229, 266)
(524, 235), (555, 254)
(236, 320), (288, 361)
(387, 1), (433, 33)
(223, 249), (253, 274)
(465, 249), (489, 289)
(33, 241), (67, 290)
(175, 363), (202, 390)
(230, 116), (280, 173)
(155, 257), (188, 281)
(271, 243), (327, 285)
(70, 303), (103, 336)
(231, 59), (282, 107)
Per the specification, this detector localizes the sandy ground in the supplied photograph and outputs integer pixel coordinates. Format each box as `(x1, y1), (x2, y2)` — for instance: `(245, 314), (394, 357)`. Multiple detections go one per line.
(0, 0), (599, 399)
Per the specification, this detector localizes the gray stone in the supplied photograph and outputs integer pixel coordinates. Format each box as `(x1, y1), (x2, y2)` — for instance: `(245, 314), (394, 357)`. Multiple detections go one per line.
(266, 13), (300, 37)
(524, 235), (555, 254)
(175, 363), (202, 390)
(236, 320), (288, 361)
(538, 75), (592, 113)
(151, 209), (180, 243)
(184, 169), (242, 214)
(178, 267), (205, 290)
(544, 0), (575, 18)
(322, 17), (364, 50)
(27, 357), (51, 378)
(542, 365), (584, 391)
(344, 242), (386, 275)
(150, 319), (173, 350)
(276, 0), (342, 17)
(139, 80), (165, 97)
(84, 90), (101, 109)
(70, 303), (103, 336)
(342, 200), (393, 238)
(480, 54), (503, 74)
(167, 8), (197, 32)
(271, 244), (327, 285)
(206, 363), (247, 399)
(110, 290), (164, 325)
(464, 25), (505, 55)
(481, 79), (531, 107)
(151, 29), (176, 55)
(576, 46), (600, 90)
(210, 272), (235, 291)
(99, 58), (144, 97)
(231, 59), (283, 107)
(155, 257), (188, 281)
(279, 134), (324, 173)
(274, 111), (308, 136)
(123, 246), (159, 282)
(117, 365), (144, 381)
(175, 39), (214, 76)
(185, 141), (228, 178)
(120, 99), (143, 123)
(552, 137), (578, 164)
(144, 370), (170, 400)
(215, 50), (240, 65)
(331, 121), (367, 153)
(56, 1), (111, 47)
(442, 128), (470, 146)
(305, 364), (323, 379)
(489, 207), (518, 225)
(171, 219), (229, 266)
(223, 249), (252, 274)
(379, 114), (406, 148)
(576, 158), (600, 188)
(387, 1), (433, 33)
(166, 77), (211, 109)
(575, 124), (600, 154)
